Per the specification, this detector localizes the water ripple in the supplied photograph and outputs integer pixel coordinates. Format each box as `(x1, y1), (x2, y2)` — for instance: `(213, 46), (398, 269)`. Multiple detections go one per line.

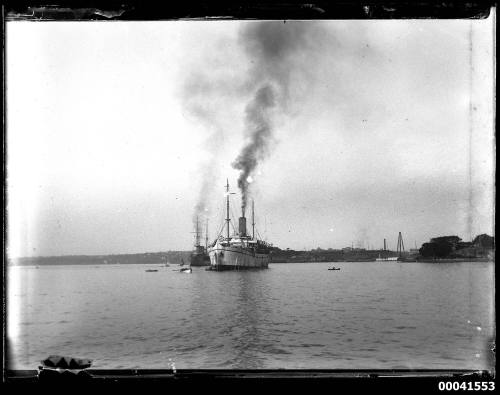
(7, 261), (494, 370)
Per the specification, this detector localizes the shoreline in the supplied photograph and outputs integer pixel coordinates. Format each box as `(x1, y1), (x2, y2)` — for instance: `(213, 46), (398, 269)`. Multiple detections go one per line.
(8, 257), (494, 267)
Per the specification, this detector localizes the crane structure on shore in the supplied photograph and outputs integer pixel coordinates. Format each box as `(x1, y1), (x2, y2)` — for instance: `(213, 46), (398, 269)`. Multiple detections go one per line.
(396, 232), (405, 257)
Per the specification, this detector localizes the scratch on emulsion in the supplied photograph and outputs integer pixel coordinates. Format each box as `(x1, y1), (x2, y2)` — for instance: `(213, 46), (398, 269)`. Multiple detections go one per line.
(467, 22), (474, 242)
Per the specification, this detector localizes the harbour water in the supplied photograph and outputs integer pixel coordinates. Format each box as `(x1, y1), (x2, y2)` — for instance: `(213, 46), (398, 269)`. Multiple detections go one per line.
(7, 261), (495, 370)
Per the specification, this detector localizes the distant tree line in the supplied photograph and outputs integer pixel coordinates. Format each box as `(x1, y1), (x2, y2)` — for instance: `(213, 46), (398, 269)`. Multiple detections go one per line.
(419, 234), (494, 258)
(9, 234), (494, 266)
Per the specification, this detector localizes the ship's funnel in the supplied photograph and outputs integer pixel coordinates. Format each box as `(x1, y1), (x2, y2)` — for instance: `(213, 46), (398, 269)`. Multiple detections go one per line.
(239, 217), (247, 237)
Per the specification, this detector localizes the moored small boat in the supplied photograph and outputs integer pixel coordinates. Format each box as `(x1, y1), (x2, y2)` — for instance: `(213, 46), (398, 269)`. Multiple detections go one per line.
(375, 255), (399, 261)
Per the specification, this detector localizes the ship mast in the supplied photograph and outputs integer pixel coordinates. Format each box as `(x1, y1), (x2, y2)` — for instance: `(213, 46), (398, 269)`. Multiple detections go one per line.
(252, 199), (255, 239)
(195, 215), (200, 247)
(205, 218), (209, 251)
(226, 179), (230, 240)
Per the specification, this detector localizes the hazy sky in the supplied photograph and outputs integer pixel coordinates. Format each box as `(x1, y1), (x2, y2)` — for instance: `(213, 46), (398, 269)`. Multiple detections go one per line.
(7, 16), (495, 257)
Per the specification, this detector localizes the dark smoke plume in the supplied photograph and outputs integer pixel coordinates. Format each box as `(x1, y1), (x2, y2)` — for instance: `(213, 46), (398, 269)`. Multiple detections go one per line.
(233, 21), (324, 215)
(232, 85), (275, 213)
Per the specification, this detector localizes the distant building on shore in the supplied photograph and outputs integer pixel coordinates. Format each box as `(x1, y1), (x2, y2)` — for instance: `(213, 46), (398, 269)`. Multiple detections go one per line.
(342, 247), (366, 252)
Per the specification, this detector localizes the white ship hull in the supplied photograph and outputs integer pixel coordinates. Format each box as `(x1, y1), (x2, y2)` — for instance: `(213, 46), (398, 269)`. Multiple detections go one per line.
(209, 245), (269, 270)
(207, 179), (271, 271)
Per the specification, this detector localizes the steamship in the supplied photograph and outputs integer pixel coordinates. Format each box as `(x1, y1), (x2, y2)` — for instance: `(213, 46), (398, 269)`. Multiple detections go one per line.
(190, 216), (211, 266)
(207, 180), (271, 270)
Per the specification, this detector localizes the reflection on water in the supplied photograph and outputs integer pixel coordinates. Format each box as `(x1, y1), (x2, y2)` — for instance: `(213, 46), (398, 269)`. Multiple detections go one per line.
(187, 271), (271, 368)
(230, 273), (269, 369)
(7, 261), (495, 370)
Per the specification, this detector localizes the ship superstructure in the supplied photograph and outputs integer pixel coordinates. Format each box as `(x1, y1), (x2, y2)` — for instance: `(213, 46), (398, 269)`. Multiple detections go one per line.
(208, 180), (270, 270)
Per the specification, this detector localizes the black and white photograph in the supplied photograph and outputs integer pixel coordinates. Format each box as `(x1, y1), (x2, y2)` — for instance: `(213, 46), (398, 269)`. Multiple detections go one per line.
(4, 1), (496, 385)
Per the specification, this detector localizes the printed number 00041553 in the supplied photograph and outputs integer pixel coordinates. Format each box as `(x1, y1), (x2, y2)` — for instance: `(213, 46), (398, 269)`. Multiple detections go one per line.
(438, 382), (495, 391)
